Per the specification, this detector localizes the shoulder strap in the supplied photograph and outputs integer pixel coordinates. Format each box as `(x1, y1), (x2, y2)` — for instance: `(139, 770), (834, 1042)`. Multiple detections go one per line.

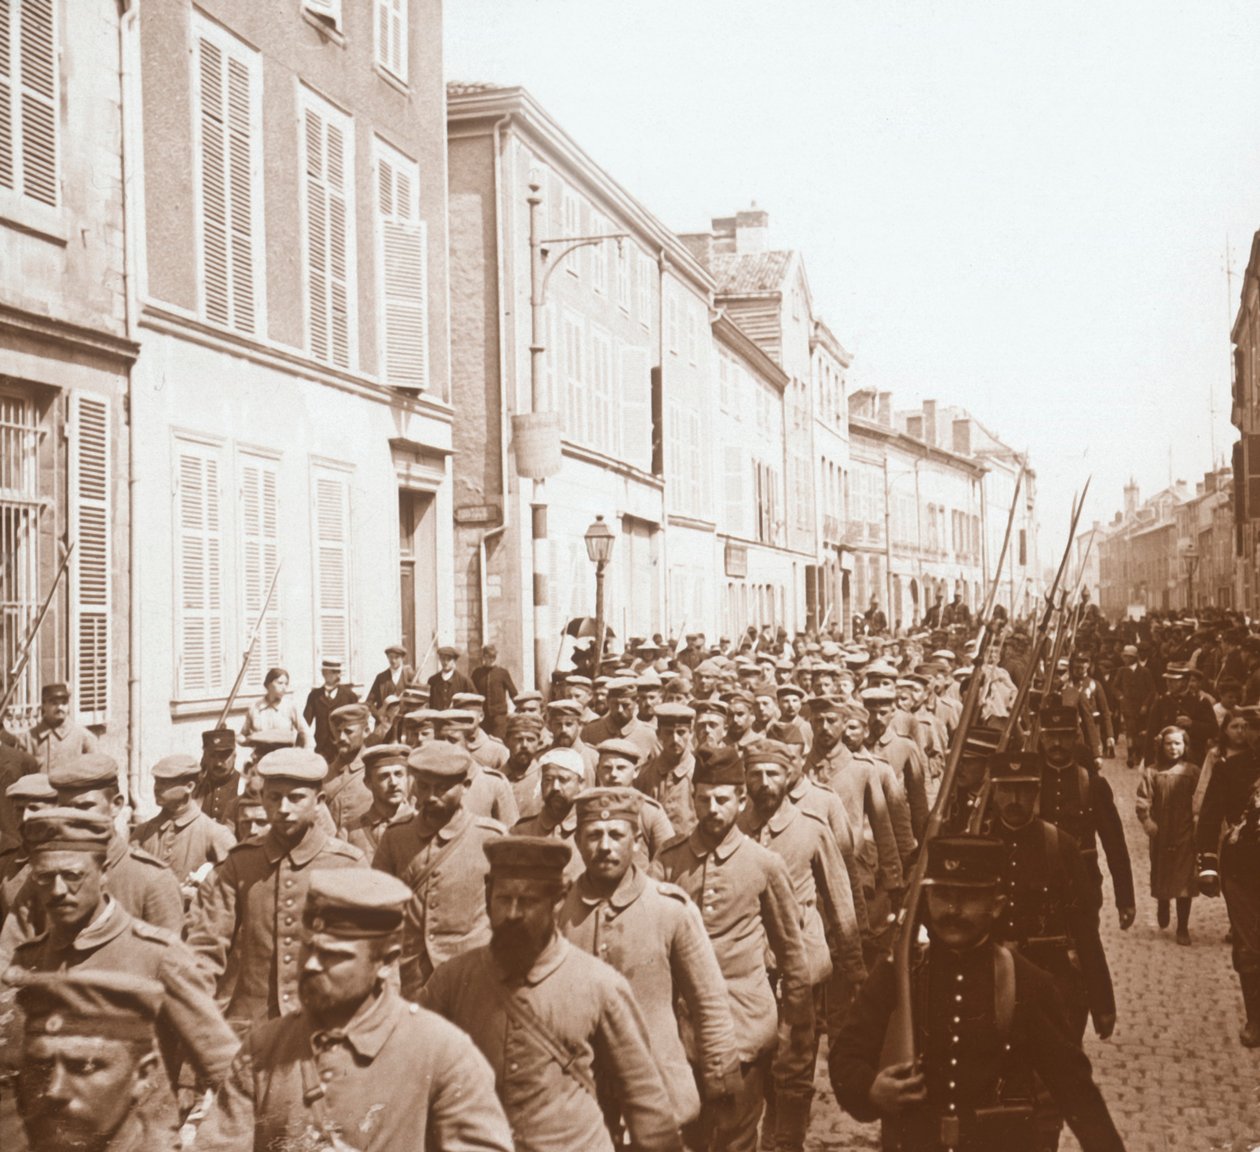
(486, 975), (598, 1099)
(993, 944), (1016, 1044)
(403, 817), (474, 894)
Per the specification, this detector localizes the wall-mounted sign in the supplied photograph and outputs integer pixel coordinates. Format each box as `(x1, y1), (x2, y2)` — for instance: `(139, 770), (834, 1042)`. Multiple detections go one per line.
(454, 504), (501, 525)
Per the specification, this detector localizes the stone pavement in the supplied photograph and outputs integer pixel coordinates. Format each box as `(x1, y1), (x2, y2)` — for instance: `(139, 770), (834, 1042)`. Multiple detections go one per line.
(804, 749), (1260, 1151)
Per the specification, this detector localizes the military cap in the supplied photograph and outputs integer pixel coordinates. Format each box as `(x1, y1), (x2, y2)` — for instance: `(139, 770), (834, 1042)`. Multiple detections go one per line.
(693, 745), (745, 787)
(362, 744), (410, 773)
(399, 687), (429, 708)
(897, 674), (929, 688)
(257, 747), (327, 783)
(452, 693), (486, 708)
(515, 690), (544, 705)
(151, 753), (201, 782)
(765, 721), (806, 748)
(564, 674), (592, 688)
(5, 772), (56, 801)
(247, 728), (298, 750)
(692, 698), (729, 720)
(406, 741), (474, 780)
(402, 708), (439, 726)
(13, 969), (163, 1043)
(593, 675), (613, 688)
(504, 713), (545, 735)
(320, 658), (342, 672)
(331, 703), (370, 725)
(575, 786), (642, 826)
(750, 681), (778, 700)
(839, 702), (870, 726)
(990, 752), (1043, 785)
(859, 685), (897, 705)
(49, 753), (120, 792)
(23, 807), (113, 855)
(841, 651), (869, 668)
(742, 741), (793, 770)
(40, 682), (70, 703)
(434, 709), (478, 729)
(805, 695), (843, 715)
(546, 698), (583, 717)
(605, 677), (637, 699)
(722, 688), (754, 707)
(536, 746), (586, 778)
(385, 643), (408, 657)
(922, 836), (1005, 888)
(864, 660), (901, 679)
(962, 728), (1002, 757)
(635, 670), (662, 689)
(436, 645), (460, 659)
(916, 662), (947, 677)
(484, 834), (572, 881)
(654, 702), (696, 726)
(201, 727), (237, 753)
(1121, 644), (1139, 657)
(1038, 705), (1078, 733)
(953, 666), (974, 680)
(775, 683), (805, 698)
(303, 868), (412, 938)
(932, 649), (957, 663)
(595, 738), (640, 763)
(693, 659), (723, 677)
(661, 676), (692, 697)
(1163, 662), (1191, 678)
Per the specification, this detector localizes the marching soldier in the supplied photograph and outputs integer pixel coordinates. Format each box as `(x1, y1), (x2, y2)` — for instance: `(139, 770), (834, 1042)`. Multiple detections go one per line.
(433, 710), (519, 825)
(559, 786), (742, 1134)
(451, 693), (512, 770)
(693, 697), (730, 752)
(196, 728), (243, 829)
(724, 689), (760, 750)
(592, 739), (674, 860)
(1066, 652), (1116, 761)
(195, 869), (513, 1152)
(862, 685), (930, 840)
(544, 698), (599, 779)
(322, 702), (371, 817)
(501, 713), (545, 820)
(419, 836), (684, 1152)
(184, 748), (366, 1031)
(511, 747), (586, 881)
(581, 678), (660, 763)
(775, 683), (812, 752)
(372, 741), (504, 996)
(829, 836), (1126, 1152)
(635, 701), (699, 836)
(20, 683), (97, 773)
(130, 755), (235, 907)
(1, 774), (56, 922)
(339, 744), (414, 856)
(301, 658), (358, 765)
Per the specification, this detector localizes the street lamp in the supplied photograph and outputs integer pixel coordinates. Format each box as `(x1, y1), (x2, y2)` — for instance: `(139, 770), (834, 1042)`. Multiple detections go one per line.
(585, 515), (615, 674)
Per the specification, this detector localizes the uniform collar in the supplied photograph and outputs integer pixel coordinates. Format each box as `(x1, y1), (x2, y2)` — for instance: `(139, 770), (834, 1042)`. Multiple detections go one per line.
(578, 863), (646, 910)
(158, 803), (203, 830)
(68, 896), (128, 950)
(517, 933), (570, 986)
(742, 798), (798, 837)
(262, 824), (329, 866)
(312, 985), (404, 1060)
(435, 807), (471, 842)
(668, 750), (695, 780)
(105, 832), (127, 869)
(688, 822), (743, 862)
(540, 805), (577, 836)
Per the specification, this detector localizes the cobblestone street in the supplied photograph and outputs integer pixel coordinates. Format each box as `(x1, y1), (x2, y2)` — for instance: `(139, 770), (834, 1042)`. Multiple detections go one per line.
(805, 748), (1260, 1151)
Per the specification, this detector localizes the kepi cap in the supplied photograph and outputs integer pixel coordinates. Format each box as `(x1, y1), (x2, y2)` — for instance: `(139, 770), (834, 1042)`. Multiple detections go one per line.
(23, 807), (113, 855)
(40, 683), (70, 703)
(575, 786), (642, 826)
(49, 753), (120, 793)
(922, 835), (1005, 888)
(693, 745), (744, 787)
(201, 728), (237, 753)
(484, 834), (572, 881)
(256, 748), (328, 783)
(13, 969), (163, 1043)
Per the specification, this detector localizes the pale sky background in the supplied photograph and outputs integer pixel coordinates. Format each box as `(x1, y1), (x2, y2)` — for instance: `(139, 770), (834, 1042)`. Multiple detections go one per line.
(445, 0), (1260, 559)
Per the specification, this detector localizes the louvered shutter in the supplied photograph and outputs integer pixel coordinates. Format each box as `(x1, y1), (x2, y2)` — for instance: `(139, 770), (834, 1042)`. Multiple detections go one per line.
(0, 0), (13, 192)
(377, 144), (427, 389)
(239, 455), (280, 690)
(70, 394), (109, 723)
(314, 469), (351, 675)
(303, 97), (353, 369)
(0, 0), (56, 206)
(620, 345), (650, 472)
(376, 0), (406, 80)
(176, 443), (225, 698)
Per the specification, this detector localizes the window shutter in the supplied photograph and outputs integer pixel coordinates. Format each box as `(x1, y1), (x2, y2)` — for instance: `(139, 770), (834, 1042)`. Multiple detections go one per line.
(70, 394), (109, 724)
(303, 96), (353, 369)
(0, 0), (57, 206)
(377, 145), (427, 389)
(313, 468), (351, 675)
(376, 0), (406, 79)
(239, 455), (280, 690)
(620, 345), (649, 472)
(0, 0), (13, 192)
(176, 443), (225, 698)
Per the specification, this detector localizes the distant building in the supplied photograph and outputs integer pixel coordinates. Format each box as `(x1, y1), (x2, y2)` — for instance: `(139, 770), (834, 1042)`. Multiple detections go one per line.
(1231, 229), (1260, 614)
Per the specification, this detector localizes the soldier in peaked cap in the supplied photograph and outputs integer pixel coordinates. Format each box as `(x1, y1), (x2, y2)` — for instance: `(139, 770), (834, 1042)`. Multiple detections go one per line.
(501, 712), (545, 821)
(420, 836), (683, 1152)
(635, 702), (699, 837)
(830, 837), (1126, 1152)
(434, 709), (519, 826)
(195, 870), (512, 1152)
(21, 682), (98, 773)
(10, 970), (168, 1152)
(582, 677), (661, 763)
(692, 696), (730, 753)
(1, 773), (56, 921)
(196, 727), (243, 829)
(544, 697), (599, 779)
(451, 694), (513, 771)
(775, 683), (813, 752)
(372, 741), (505, 997)
(862, 685), (930, 841)
(184, 748), (366, 1031)
(559, 788), (741, 1132)
(338, 743), (414, 857)
(593, 740), (674, 861)
(302, 658), (358, 765)
(1037, 705), (1135, 930)
(131, 755), (235, 908)
(321, 703), (374, 831)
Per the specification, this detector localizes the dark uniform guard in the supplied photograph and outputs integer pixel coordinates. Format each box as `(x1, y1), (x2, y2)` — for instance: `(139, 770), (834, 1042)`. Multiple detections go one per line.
(21, 683), (97, 772)
(829, 836), (1126, 1152)
(196, 728), (244, 829)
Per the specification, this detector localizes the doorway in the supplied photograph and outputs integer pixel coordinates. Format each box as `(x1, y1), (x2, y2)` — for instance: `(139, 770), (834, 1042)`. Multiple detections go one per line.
(399, 489), (437, 677)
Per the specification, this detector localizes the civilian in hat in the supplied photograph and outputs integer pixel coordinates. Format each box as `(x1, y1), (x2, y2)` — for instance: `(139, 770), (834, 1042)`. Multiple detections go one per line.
(366, 644), (415, 720)
(560, 788), (741, 1131)
(21, 683), (97, 772)
(739, 741), (864, 1151)
(582, 678), (660, 764)
(0, 773), (56, 921)
(434, 710), (518, 826)
(196, 869), (511, 1152)
(862, 686), (930, 841)
(511, 748), (587, 881)
(545, 698), (599, 780)
(322, 703), (372, 826)
(185, 749), (366, 1030)
(692, 698), (729, 753)
(651, 746), (812, 1151)
(502, 713), (545, 822)
(1142, 662), (1217, 766)
(451, 693), (512, 771)
(131, 755), (235, 906)
(426, 645), (474, 713)
(3, 809), (239, 1111)
(373, 742), (505, 995)
(420, 836), (682, 1152)
(635, 703), (699, 837)
(196, 728), (244, 830)
(1038, 706), (1135, 930)
(830, 837), (1125, 1152)
(302, 659), (358, 765)
(471, 644), (518, 741)
(10, 970), (170, 1152)
(593, 740), (674, 861)
(239, 668), (313, 751)
(339, 744), (414, 857)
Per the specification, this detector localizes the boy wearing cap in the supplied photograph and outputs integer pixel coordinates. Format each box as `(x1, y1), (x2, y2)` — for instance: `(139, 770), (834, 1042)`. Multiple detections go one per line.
(560, 787), (741, 1132)
(185, 749), (366, 1030)
(131, 756), (235, 905)
(196, 870), (513, 1152)
(830, 837), (1125, 1152)
(635, 703), (699, 837)
(195, 729), (244, 829)
(339, 745), (414, 856)
(420, 835), (683, 1152)
(426, 645), (474, 712)
(302, 659), (358, 765)
(366, 644), (415, 720)
(21, 683), (98, 773)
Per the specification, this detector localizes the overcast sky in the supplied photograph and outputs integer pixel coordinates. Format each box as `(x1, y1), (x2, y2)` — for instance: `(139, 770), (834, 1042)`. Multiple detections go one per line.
(445, 0), (1260, 559)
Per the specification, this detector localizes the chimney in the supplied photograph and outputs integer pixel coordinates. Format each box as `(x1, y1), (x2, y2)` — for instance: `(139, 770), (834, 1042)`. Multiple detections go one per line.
(733, 206), (770, 254)
(877, 391), (893, 428)
(711, 215), (737, 254)
(849, 389), (876, 420)
(1123, 478), (1138, 518)
(922, 400), (937, 446)
(906, 415), (923, 440)
(680, 232), (713, 270)
(952, 417), (971, 456)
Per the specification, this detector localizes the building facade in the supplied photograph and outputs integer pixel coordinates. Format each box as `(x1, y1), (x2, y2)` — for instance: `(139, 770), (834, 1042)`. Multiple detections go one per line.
(811, 319), (853, 633)
(1232, 229), (1260, 615)
(127, 0), (453, 789)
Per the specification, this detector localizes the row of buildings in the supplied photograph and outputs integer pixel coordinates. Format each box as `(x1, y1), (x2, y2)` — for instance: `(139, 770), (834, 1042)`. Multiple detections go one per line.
(1, 0), (1037, 802)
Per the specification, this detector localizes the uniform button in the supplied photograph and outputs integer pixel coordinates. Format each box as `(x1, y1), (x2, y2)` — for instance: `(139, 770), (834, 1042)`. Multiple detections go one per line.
(955, 974), (963, 983)
(283, 955), (292, 963)
(285, 899), (294, 908)
(949, 1080), (956, 1089)
(322, 1069), (334, 1082)
(953, 1015), (960, 1024)
(950, 1058), (958, 1066)
(955, 994), (962, 1003)
(509, 1062), (518, 1072)
(285, 917), (294, 926)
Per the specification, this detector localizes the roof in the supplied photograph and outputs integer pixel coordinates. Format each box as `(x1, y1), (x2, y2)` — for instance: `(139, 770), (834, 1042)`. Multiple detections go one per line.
(711, 251), (794, 295)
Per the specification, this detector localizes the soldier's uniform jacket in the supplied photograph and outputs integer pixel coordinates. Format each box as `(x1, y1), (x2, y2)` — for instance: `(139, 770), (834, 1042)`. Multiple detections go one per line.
(650, 824), (813, 1062)
(740, 799), (864, 986)
(993, 818), (1116, 1029)
(787, 774), (870, 939)
(635, 750), (698, 837)
(195, 985), (513, 1152)
(634, 794), (676, 861)
(830, 947), (1125, 1152)
(559, 865), (741, 1125)
(502, 761), (543, 822)
(465, 760), (520, 827)
(467, 728), (511, 771)
(419, 937), (682, 1152)
(0, 844), (30, 922)
(874, 729), (930, 841)
(325, 758), (373, 831)
(21, 719), (97, 771)
(131, 804), (236, 884)
(580, 714), (660, 763)
(195, 768), (244, 829)
(342, 801), (414, 858)
(3, 897), (239, 1091)
(512, 805), (584, 882)
(1039, 758), (1135, 913)
(372, 807), (505, 996)
(184, 826), (366, 1028)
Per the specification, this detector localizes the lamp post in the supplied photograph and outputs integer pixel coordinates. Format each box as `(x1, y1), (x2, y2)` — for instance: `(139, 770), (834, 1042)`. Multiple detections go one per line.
(585, 515), (615, 675)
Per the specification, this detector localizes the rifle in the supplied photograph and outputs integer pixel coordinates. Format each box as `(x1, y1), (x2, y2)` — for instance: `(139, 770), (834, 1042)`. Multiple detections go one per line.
(215, 562), (282, 729)
(415, 631), (439, 681)
(0, 543), (75, 722)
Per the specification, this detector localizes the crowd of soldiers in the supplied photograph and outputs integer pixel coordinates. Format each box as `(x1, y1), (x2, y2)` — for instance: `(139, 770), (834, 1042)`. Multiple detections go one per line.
(0, 592), (1257, 1152)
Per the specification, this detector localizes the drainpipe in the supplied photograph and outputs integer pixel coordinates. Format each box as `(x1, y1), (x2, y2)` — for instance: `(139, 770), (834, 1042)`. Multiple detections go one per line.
(657, 248), (669, 642)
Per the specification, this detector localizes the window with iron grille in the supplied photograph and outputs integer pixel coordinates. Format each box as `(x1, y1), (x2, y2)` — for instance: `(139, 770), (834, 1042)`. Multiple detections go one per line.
(0, 386), (42, 724)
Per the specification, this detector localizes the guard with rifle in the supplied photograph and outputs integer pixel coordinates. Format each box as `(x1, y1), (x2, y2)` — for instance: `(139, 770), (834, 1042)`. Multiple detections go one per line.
(828, 836), (1126, 1152)
(21, 683), (97, 773)
(196, 728), (244, 829)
